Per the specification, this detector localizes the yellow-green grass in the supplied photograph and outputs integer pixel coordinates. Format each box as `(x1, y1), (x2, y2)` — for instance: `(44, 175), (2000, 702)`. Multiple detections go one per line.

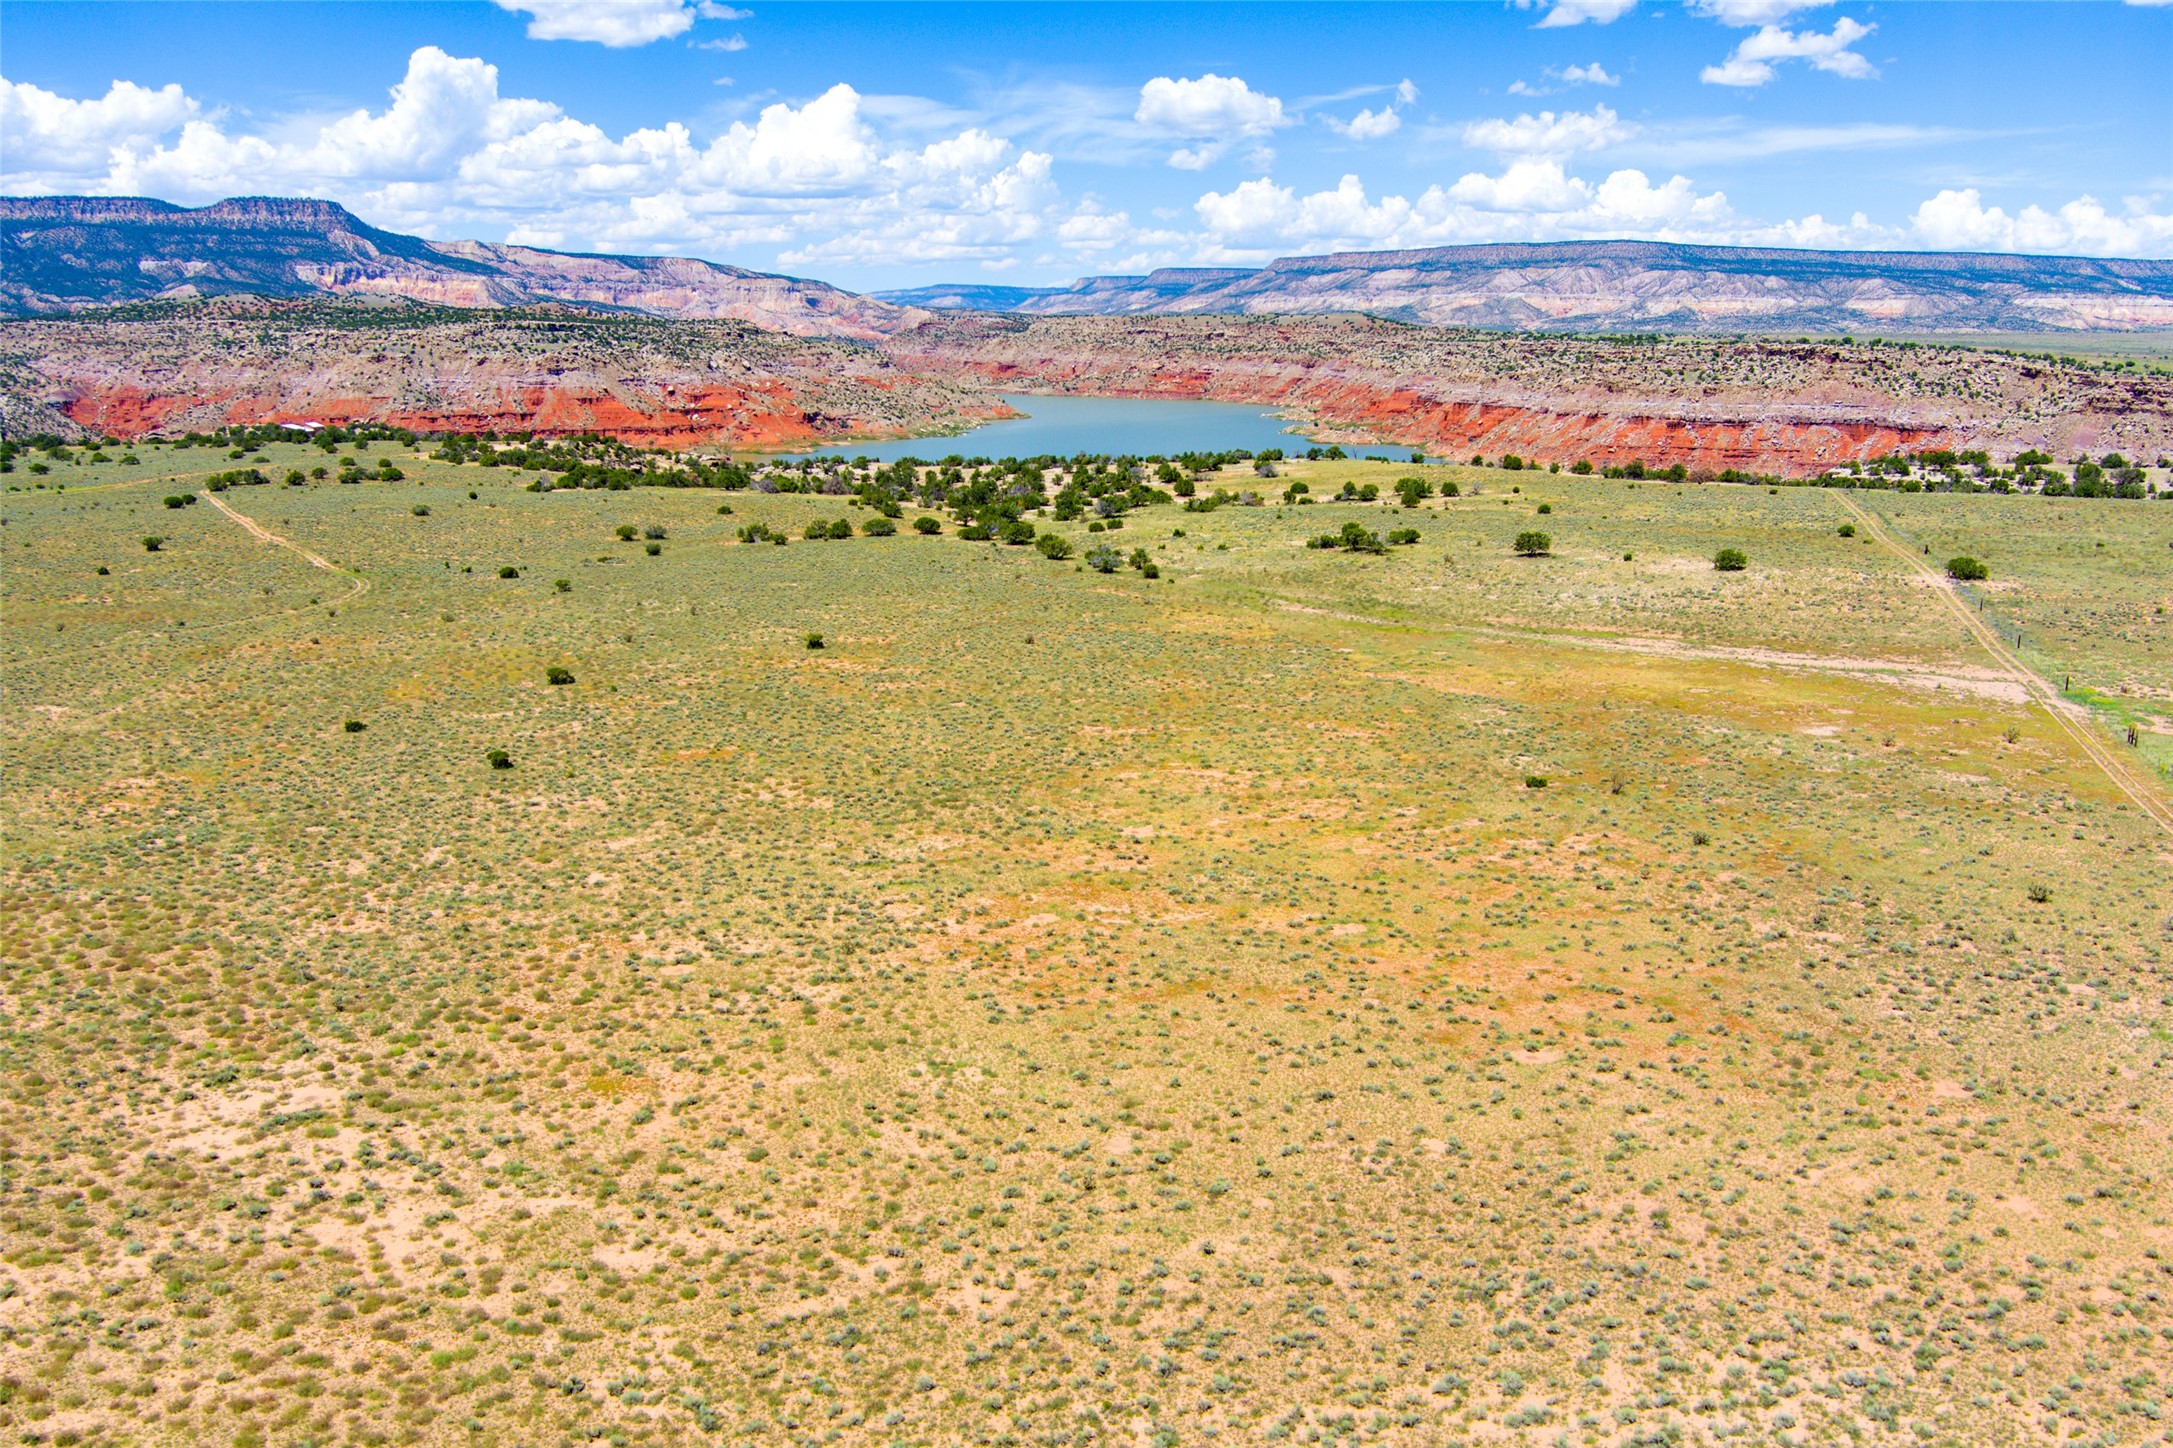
(2, 446), (2169, 1448)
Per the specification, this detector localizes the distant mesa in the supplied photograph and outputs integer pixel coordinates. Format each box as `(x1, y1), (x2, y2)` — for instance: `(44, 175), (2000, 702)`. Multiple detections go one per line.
(879, 241), (2173, 335)
(8, 196), (2173, 341)
(0, 195), (923, 341)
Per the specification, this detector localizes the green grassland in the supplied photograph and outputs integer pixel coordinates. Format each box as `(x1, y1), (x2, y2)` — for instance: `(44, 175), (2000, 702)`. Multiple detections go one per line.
(3, 442), (2172, 1448)
(1883, 332), (2173, 371)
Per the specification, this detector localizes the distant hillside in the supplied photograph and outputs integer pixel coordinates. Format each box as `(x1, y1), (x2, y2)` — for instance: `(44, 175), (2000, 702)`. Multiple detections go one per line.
(878, 241), (2173, 334)
(0, 196), (922, 340)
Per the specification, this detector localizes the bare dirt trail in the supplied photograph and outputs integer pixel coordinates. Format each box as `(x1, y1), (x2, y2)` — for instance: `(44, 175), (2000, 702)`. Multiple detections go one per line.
(1268, 600), (2031, 701)
(198, 488), (349, 576)
(8, 484), (370, 669)
(1836, 491), (2173, 836)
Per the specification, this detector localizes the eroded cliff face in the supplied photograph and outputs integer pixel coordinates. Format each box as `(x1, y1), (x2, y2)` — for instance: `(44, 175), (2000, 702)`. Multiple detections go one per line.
(882, 240), (2173, 335)
(1, 196), (924, 341)
(882, 313), (2173, 473)
(12, 302), (2170, 473)
(3, 302), (1004, 448)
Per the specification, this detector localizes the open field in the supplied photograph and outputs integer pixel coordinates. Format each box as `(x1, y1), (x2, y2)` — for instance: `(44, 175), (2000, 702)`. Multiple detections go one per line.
(1874, 334), (2173, 371)
(4, 446), (2173, 1448)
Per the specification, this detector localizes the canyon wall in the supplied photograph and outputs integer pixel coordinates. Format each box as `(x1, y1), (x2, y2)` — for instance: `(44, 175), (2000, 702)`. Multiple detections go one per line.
(883, 314), (2173, 474)
(880, 240), (2173, 336)
(3, 301), (1001, 448)
(1, 197), (923, 341)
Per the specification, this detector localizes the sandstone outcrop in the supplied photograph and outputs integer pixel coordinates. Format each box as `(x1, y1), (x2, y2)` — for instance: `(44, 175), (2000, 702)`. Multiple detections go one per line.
(3, 300), (1001, 447)
(0, 197), (923, 341)
(880, 241), (2173, 336)
(882, 313), (2173, 473)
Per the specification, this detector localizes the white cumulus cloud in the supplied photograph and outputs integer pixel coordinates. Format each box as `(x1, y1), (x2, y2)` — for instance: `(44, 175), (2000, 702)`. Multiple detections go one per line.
(1909, 188), (2173, 256)
(1525, 0), (1637, 28)
(0, 77), (198, 179)
(1702, 17), (1876, 87)
(3, 47), (1070, 268)
(1329, 105), (1401, 140)
(1136, 73), (1288, 167)
(1463, 105), (1634, 157)
(1559, 62), (1620, 86)
(1190, 160), (1734, 258)
(1689, 0), (1832, 24)
(494, 0), (700, 46)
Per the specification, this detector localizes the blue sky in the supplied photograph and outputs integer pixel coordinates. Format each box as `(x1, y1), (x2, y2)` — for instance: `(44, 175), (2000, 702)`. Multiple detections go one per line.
(4, 1), (2170, 288)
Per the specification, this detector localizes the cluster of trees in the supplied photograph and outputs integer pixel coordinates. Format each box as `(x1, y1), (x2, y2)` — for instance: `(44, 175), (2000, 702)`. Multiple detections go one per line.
(1182, 488), (1255, 513)
(2, 434), (141, 475)
(1085, 543), (1159, 576)
(1811, 448), (2157, 497)
(203, 467), (270, 490)
(793, 516), (899, 540)
(1307, 521), (1420, 554)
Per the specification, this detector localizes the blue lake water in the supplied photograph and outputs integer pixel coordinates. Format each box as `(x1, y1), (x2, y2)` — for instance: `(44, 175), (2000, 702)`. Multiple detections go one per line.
(790, 393), (1393, 462)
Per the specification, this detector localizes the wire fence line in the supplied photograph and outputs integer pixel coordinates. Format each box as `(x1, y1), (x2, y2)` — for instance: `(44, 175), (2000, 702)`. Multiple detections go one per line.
(1951, 582), (2027, 650)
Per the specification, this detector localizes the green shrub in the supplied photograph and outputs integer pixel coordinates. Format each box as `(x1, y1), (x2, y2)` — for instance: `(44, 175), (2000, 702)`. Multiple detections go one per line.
(615, 524), (637, 541)
(1535, 502), (1552, 515)
(344, 720), (367, 733)
(143, 535), (164, 552)
(1946, 555), (1988, 581)
(804, 520), (831, 541)
(1440, 480), (1460, 497)
(546, 666), (575, 686)
(498, 565), (519, 578)
(1713, 548), (1748, 572)
(554, 578), (571, 593)
(1524, 775), (1548, 789)
(1837, 523), (1855, 537)
(1513, 530), (1551, 556)
(1315, 521), (1386, 553)
(863, 516), (897, 536)
(1036, 533), (1075, 560)
(412, 504), (430, 516)
(914, 515), (941, 534)
(643, 524), (667, 540)
(1000, 519), (1038, 545)
(1387, 528), (1420, 545)
(645, 541), (661, 555)
(163, 494), (188, 509)
(485, 748), (512, 770)
(805, 632), (825, 650)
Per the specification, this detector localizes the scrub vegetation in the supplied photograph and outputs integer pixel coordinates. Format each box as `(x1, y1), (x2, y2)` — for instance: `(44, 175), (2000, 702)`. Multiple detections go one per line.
(3, 438), (2172, 1448)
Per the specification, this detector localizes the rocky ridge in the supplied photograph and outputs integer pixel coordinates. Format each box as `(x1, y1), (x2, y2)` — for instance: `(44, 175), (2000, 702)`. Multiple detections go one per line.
(880, 241), (2173, 335)
(2, 299), (1002, 448)
(0, 196), (922, 341)
(10, 299), (2170, 475)
(882, 312), (2173, 473)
